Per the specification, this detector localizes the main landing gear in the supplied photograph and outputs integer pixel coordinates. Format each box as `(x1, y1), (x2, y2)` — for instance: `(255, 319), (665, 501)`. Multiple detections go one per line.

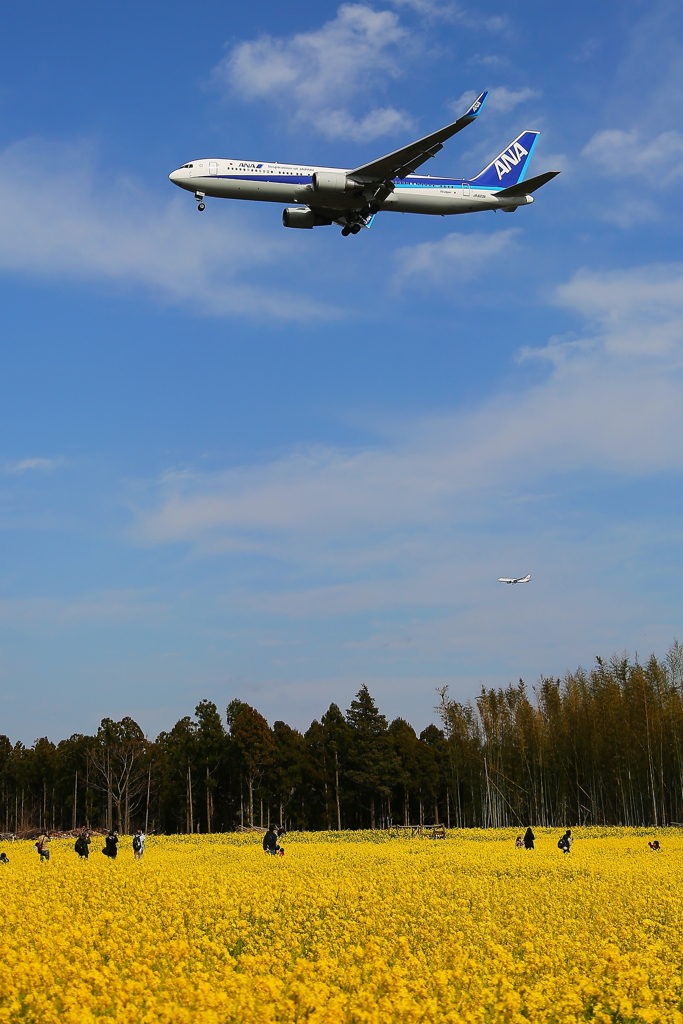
(341, 224), (361, 236)
(195, 191), (206, 212)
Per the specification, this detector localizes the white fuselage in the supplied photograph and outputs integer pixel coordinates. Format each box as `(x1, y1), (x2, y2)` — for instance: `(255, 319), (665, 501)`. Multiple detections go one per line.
(168, 159), (532, 215)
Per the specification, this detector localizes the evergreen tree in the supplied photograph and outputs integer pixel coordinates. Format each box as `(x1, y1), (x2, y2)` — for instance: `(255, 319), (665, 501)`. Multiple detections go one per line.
(346, 685), (400, 828)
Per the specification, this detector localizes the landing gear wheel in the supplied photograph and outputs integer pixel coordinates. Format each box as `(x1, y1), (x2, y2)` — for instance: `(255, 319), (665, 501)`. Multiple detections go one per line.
(350, 224), (361, 234)
(197, 203), (205, 212)
(341, 226), (351, 236)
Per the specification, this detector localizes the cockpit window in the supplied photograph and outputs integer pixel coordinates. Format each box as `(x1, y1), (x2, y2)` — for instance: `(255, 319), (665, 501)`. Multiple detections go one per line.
(180, 164), (193, 169)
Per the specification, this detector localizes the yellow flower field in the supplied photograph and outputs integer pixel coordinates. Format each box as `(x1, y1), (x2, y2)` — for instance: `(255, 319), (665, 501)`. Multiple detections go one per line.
(0, 828), (682, 1024)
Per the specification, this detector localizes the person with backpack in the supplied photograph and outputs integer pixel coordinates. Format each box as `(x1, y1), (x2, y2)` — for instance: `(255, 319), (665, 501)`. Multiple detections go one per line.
(132, 830), (145, 860)
(0, 852), (9, 864)
(523, 827), (535, 850)
(35, 832), (50, 862)
(558, 829), (573, 854)
(74, 830), (91, 859)
(102, 831), (119, 859)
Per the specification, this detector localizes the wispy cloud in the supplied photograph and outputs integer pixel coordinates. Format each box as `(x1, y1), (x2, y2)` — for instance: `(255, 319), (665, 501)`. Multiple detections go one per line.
(0, 591), (166, 631)
(392, 228), (519, 291)
(215, 5), (414, 141)
(454, 86), (540, 115)
(4, 457), (63, 475)
(133, 259), (683, 607)
(0, 138), (336, 321)
(388, 0), (506, 30)
(583, 128), (683, 182)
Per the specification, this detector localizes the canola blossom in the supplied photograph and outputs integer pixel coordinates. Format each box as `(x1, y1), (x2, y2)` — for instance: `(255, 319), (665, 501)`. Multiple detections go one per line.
(0, 828), (682, 1023)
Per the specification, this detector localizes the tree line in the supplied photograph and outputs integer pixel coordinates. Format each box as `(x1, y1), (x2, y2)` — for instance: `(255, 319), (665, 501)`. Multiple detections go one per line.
(2, 642), (683, 833)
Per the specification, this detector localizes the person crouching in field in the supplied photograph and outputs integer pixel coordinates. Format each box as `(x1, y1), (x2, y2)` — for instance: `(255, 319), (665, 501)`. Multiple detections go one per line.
(35, 832), (50, 862)
(102, 831), (118, 859)
(648, 840), (661, 851)
(515, 836), (524, 848)
(132, 830), (145, 859)
(74, 831), (91, 859)
(558, 830), (573, 854)
(0, 853), (9, 864)
(523, 827), (535, 850)
(263, 824), (281, 856)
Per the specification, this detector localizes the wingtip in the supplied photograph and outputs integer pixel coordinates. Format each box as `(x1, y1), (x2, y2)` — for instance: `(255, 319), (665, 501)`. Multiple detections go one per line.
(465, 90), (488, 118)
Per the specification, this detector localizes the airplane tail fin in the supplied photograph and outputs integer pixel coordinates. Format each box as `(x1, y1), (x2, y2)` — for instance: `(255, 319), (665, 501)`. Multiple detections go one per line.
(471, 130), (540, 189)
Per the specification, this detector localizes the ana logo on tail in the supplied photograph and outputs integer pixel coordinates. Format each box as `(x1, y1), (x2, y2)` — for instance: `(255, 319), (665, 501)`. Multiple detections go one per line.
(494, 142), (529, 180)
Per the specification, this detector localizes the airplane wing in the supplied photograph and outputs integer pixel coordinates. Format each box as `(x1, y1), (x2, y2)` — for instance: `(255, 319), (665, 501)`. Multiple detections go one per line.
(348, 91), (488, 185)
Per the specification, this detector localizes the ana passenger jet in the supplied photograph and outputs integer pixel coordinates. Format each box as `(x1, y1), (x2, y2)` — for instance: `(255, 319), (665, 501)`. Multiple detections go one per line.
(168, 91), (560, 236)
(498, 575), (531, 585)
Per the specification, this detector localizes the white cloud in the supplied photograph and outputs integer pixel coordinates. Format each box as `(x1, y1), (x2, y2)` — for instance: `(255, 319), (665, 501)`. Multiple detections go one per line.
(454, 86), (540, 115)
(133, 259), (683, 607)
(583, 128), (683, 181)
(393, 228), (519, 291)
(0, 138), (335, 321)
(388, 0), (506, 30)
(216, 5), (413, 141)
(4, 458), (63, 474)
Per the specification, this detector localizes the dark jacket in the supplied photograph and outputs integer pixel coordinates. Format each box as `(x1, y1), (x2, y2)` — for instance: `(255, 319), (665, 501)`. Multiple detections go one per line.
(104, 834), (118, 858)
(523, 828), (535, 850)
(263, 829), (278, 852)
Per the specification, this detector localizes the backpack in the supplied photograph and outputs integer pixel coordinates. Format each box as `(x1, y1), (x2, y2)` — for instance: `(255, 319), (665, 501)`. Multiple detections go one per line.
(132, 835), (141, 851)
(557, 838), (566, 850)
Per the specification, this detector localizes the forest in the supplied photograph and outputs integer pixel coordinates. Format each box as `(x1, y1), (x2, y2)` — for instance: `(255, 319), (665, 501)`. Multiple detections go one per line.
(2, 642), (683, 833)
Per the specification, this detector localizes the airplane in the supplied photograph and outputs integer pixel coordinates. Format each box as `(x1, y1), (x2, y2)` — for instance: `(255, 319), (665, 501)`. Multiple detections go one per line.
(168, 91), (560, 236)
(498, 575), (531, 585)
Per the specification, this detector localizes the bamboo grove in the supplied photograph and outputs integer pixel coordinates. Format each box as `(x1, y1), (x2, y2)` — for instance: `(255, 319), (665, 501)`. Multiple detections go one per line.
(3, 642), (683, 833)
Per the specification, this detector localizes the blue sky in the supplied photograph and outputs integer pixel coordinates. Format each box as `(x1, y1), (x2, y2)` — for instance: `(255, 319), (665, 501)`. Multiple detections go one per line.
(2, 0), (683, 742)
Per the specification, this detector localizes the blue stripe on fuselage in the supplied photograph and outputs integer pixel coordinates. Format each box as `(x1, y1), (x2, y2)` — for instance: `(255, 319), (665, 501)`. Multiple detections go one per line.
(209, 173), (503, 191)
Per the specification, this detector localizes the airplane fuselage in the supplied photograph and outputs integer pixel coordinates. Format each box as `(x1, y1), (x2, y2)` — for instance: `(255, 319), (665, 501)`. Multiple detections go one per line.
(168, 159), (533, 215)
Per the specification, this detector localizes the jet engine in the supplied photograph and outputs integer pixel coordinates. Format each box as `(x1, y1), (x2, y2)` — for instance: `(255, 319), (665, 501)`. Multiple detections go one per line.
(311, 171), (363, 194)
(282, 208), (333, 229)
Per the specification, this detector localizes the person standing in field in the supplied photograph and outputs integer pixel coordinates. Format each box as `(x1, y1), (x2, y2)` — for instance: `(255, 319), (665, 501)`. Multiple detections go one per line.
(103, 831), (119, 859)
(74, 831), (91, 859)
(263, 824), (280, 856)
(132, 830), (145, 859)
(35, 832), (50, 862)
(558, 829), (573, 854)
(523, 827), (535, 850)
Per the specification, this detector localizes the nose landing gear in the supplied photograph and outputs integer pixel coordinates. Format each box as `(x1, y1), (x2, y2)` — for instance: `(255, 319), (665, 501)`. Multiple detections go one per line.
(195, 191), (206, 212)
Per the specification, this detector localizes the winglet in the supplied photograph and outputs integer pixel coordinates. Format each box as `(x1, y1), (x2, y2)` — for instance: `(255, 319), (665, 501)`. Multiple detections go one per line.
(464, 91), (488, 119)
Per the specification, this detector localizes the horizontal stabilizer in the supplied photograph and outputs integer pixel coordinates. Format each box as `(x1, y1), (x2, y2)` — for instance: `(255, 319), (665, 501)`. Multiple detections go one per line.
(495, 170), (560, 198)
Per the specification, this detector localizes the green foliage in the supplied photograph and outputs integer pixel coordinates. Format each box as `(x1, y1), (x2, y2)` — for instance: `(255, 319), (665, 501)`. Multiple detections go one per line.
(4, 644), (683, 832)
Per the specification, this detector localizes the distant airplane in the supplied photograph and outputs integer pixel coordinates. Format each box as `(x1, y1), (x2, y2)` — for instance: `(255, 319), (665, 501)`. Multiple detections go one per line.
(498, 574), (531, 585)
(168, 90), (560, 236)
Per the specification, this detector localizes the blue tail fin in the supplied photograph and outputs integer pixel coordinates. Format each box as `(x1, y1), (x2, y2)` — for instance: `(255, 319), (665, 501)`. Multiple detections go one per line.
(471, 130), (540, 189)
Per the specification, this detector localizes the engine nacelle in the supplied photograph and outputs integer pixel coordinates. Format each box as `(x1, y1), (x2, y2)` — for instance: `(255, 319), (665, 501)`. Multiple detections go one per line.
(283, 207), (315, 229)
(311, 171), (362, 194)
(282, 207), (333, 229)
